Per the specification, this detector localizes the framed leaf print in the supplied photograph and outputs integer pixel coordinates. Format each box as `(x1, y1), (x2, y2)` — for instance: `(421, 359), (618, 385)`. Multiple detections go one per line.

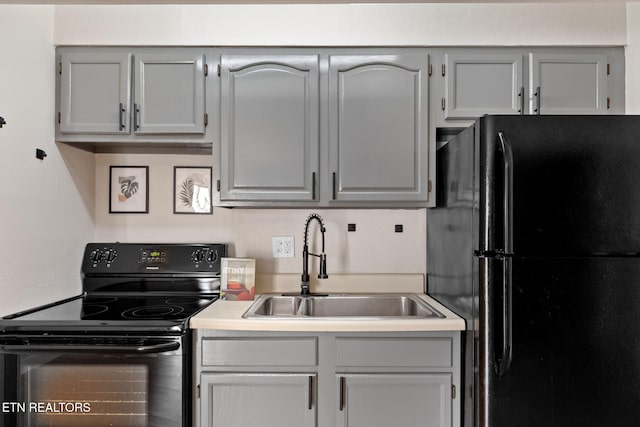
(109, 166), (149, 213)
(173, 166), (212, 214)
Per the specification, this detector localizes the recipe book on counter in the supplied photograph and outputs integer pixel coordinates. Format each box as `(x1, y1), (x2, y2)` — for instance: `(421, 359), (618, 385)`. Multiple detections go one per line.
(221, 258), (256, 301)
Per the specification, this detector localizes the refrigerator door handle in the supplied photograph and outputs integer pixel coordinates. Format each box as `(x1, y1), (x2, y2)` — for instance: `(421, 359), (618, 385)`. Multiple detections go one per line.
(497, 131), (514, 254)
(495, 257), (513, 376)
(496, 131), (514, 376)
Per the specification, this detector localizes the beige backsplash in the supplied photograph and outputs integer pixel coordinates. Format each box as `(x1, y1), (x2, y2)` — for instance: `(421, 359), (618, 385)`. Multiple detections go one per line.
(255, 273), (425, 295)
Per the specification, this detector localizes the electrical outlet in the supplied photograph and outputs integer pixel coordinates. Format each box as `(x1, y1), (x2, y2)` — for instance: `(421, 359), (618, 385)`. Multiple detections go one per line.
(272, 236), (295, 258)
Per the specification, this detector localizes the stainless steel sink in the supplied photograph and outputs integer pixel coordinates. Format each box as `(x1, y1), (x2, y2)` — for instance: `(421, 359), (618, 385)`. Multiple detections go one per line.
(242, 294), (445, 319)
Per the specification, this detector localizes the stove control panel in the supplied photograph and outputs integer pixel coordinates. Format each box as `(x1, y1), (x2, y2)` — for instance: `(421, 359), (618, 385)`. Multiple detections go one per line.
(83, 243), (228, 275)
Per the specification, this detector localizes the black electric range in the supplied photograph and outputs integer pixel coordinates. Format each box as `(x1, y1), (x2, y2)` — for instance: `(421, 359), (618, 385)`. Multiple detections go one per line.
(0, 242), (227, 427)
(2, 242), (226, 332)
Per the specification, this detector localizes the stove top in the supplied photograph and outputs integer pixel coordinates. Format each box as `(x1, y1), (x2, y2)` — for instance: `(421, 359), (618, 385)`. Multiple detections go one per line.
(0, 243), (227, 335)
(0, 293), (218, 334)
(10, 294), (217, 322)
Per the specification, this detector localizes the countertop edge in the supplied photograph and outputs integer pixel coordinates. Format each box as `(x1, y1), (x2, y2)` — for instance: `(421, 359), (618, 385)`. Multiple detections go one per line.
(190, 294), (466, 332)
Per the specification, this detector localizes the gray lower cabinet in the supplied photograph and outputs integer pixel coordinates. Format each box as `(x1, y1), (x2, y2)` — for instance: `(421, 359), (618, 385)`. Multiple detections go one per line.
(56, 47), (210, 151)
(194, 330), (460, 427)
(214, 49), (431, 208)
(201, 373), (316, 427)
(337, 374), (451, 427)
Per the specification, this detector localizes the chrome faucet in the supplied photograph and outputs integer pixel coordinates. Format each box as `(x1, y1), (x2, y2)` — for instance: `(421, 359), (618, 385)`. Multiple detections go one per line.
(301, 213), (328, 295)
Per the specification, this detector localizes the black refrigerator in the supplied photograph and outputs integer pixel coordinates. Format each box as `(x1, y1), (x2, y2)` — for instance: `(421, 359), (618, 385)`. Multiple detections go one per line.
(427, 115), (640, 427)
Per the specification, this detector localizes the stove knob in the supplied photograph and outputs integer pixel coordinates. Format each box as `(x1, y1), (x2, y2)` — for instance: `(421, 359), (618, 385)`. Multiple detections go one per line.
(90, 249), (102, 262)
(191, 249), (204, 263)
(206, 250), (218, 264)
(105, 249), (117, 263)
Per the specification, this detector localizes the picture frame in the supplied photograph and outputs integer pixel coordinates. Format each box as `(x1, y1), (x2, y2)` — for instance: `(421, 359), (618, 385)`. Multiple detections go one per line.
(109, 166), (149, 213)
(173, 166), (213, 214)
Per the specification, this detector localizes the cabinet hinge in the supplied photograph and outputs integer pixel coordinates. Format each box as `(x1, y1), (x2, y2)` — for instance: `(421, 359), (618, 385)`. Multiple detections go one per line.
(428, 180), (433, 193)
(57, 62), (62, 75)
(428, 64), (432, 77)
(216, 180), (221, 192)
(607, 63), (611, 75)
(441, 64), (446, 77)
(204, 113), (208, 127)
(204, 64), (209, 77)
(441, 98), (446, 111)
(607, 97), (611, 109)
(452, 385), (457, 399)
(217, 64), (221, 77)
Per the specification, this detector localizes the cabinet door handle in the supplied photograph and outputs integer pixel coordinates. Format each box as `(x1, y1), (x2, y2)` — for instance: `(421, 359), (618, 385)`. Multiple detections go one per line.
(332, 172), (337, 200)
(308, 376), (314, 410)
(312, 172), (316, 200)
(339, 377), (346, 411)
(134, 103), (141, 130)
(534, 86), (541, 115)
(119, 103), (126, 131)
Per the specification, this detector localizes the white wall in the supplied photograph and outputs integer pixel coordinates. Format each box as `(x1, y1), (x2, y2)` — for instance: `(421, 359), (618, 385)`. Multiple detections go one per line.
(627, 3), (640, 113)
(0, 2), (633, 315)
(94, 154), (427, 276)
(0, 6), (95, 316)
(53, 3), (626, 46)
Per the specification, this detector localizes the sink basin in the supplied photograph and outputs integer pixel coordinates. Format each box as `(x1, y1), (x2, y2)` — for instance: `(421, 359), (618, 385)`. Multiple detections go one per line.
(242, 294), (445, 319)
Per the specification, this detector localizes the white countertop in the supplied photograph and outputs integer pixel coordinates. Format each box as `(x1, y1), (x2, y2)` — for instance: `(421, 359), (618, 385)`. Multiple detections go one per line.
(190, 293), (466, 332)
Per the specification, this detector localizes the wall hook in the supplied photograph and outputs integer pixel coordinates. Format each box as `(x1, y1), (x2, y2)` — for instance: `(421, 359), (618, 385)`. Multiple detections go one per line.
(0, 116), (6, 128)
(36, 149), (47, 160)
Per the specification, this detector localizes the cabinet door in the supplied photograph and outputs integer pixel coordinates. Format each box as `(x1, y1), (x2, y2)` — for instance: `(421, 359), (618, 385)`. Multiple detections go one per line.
(133, 52), (206, 134)
(59, 52), (131, 134)
(444, 53), (524, 118)
(328, 54), (429, 203)
(220, 55), (320, 201)
(529, 53), (608, 114)
(337, 374), (452, 427)
(201, 373), (316, 427)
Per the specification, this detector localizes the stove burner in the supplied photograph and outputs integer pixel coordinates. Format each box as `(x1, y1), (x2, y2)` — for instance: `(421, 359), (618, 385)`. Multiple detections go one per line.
(80, 305), (109, 318)
(122, 305), (185, 319)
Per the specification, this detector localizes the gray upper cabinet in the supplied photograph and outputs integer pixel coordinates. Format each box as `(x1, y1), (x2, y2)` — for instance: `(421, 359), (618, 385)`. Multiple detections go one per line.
(59, 52), (131, 134)
(133, 52), (206, 134)
(219, 54), (320, 202)
(435, 47), (623, 126)
(55, 47), (211, 152)
(328, 54), (429, 203)
(529, 52), (608, 114)
(214, 49), (431, 208)
(444, 53), (524, 119)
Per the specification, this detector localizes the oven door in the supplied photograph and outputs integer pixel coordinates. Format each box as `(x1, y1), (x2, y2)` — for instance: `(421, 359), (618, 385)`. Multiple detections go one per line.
(0, 335), (188, 427)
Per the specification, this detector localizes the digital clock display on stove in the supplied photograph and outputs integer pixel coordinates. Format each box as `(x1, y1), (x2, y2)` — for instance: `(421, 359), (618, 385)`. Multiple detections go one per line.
(139, 249), (167, 264)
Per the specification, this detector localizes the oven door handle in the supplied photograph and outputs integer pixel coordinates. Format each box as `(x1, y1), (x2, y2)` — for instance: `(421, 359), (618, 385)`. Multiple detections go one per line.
(0, 341), (180, 354)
